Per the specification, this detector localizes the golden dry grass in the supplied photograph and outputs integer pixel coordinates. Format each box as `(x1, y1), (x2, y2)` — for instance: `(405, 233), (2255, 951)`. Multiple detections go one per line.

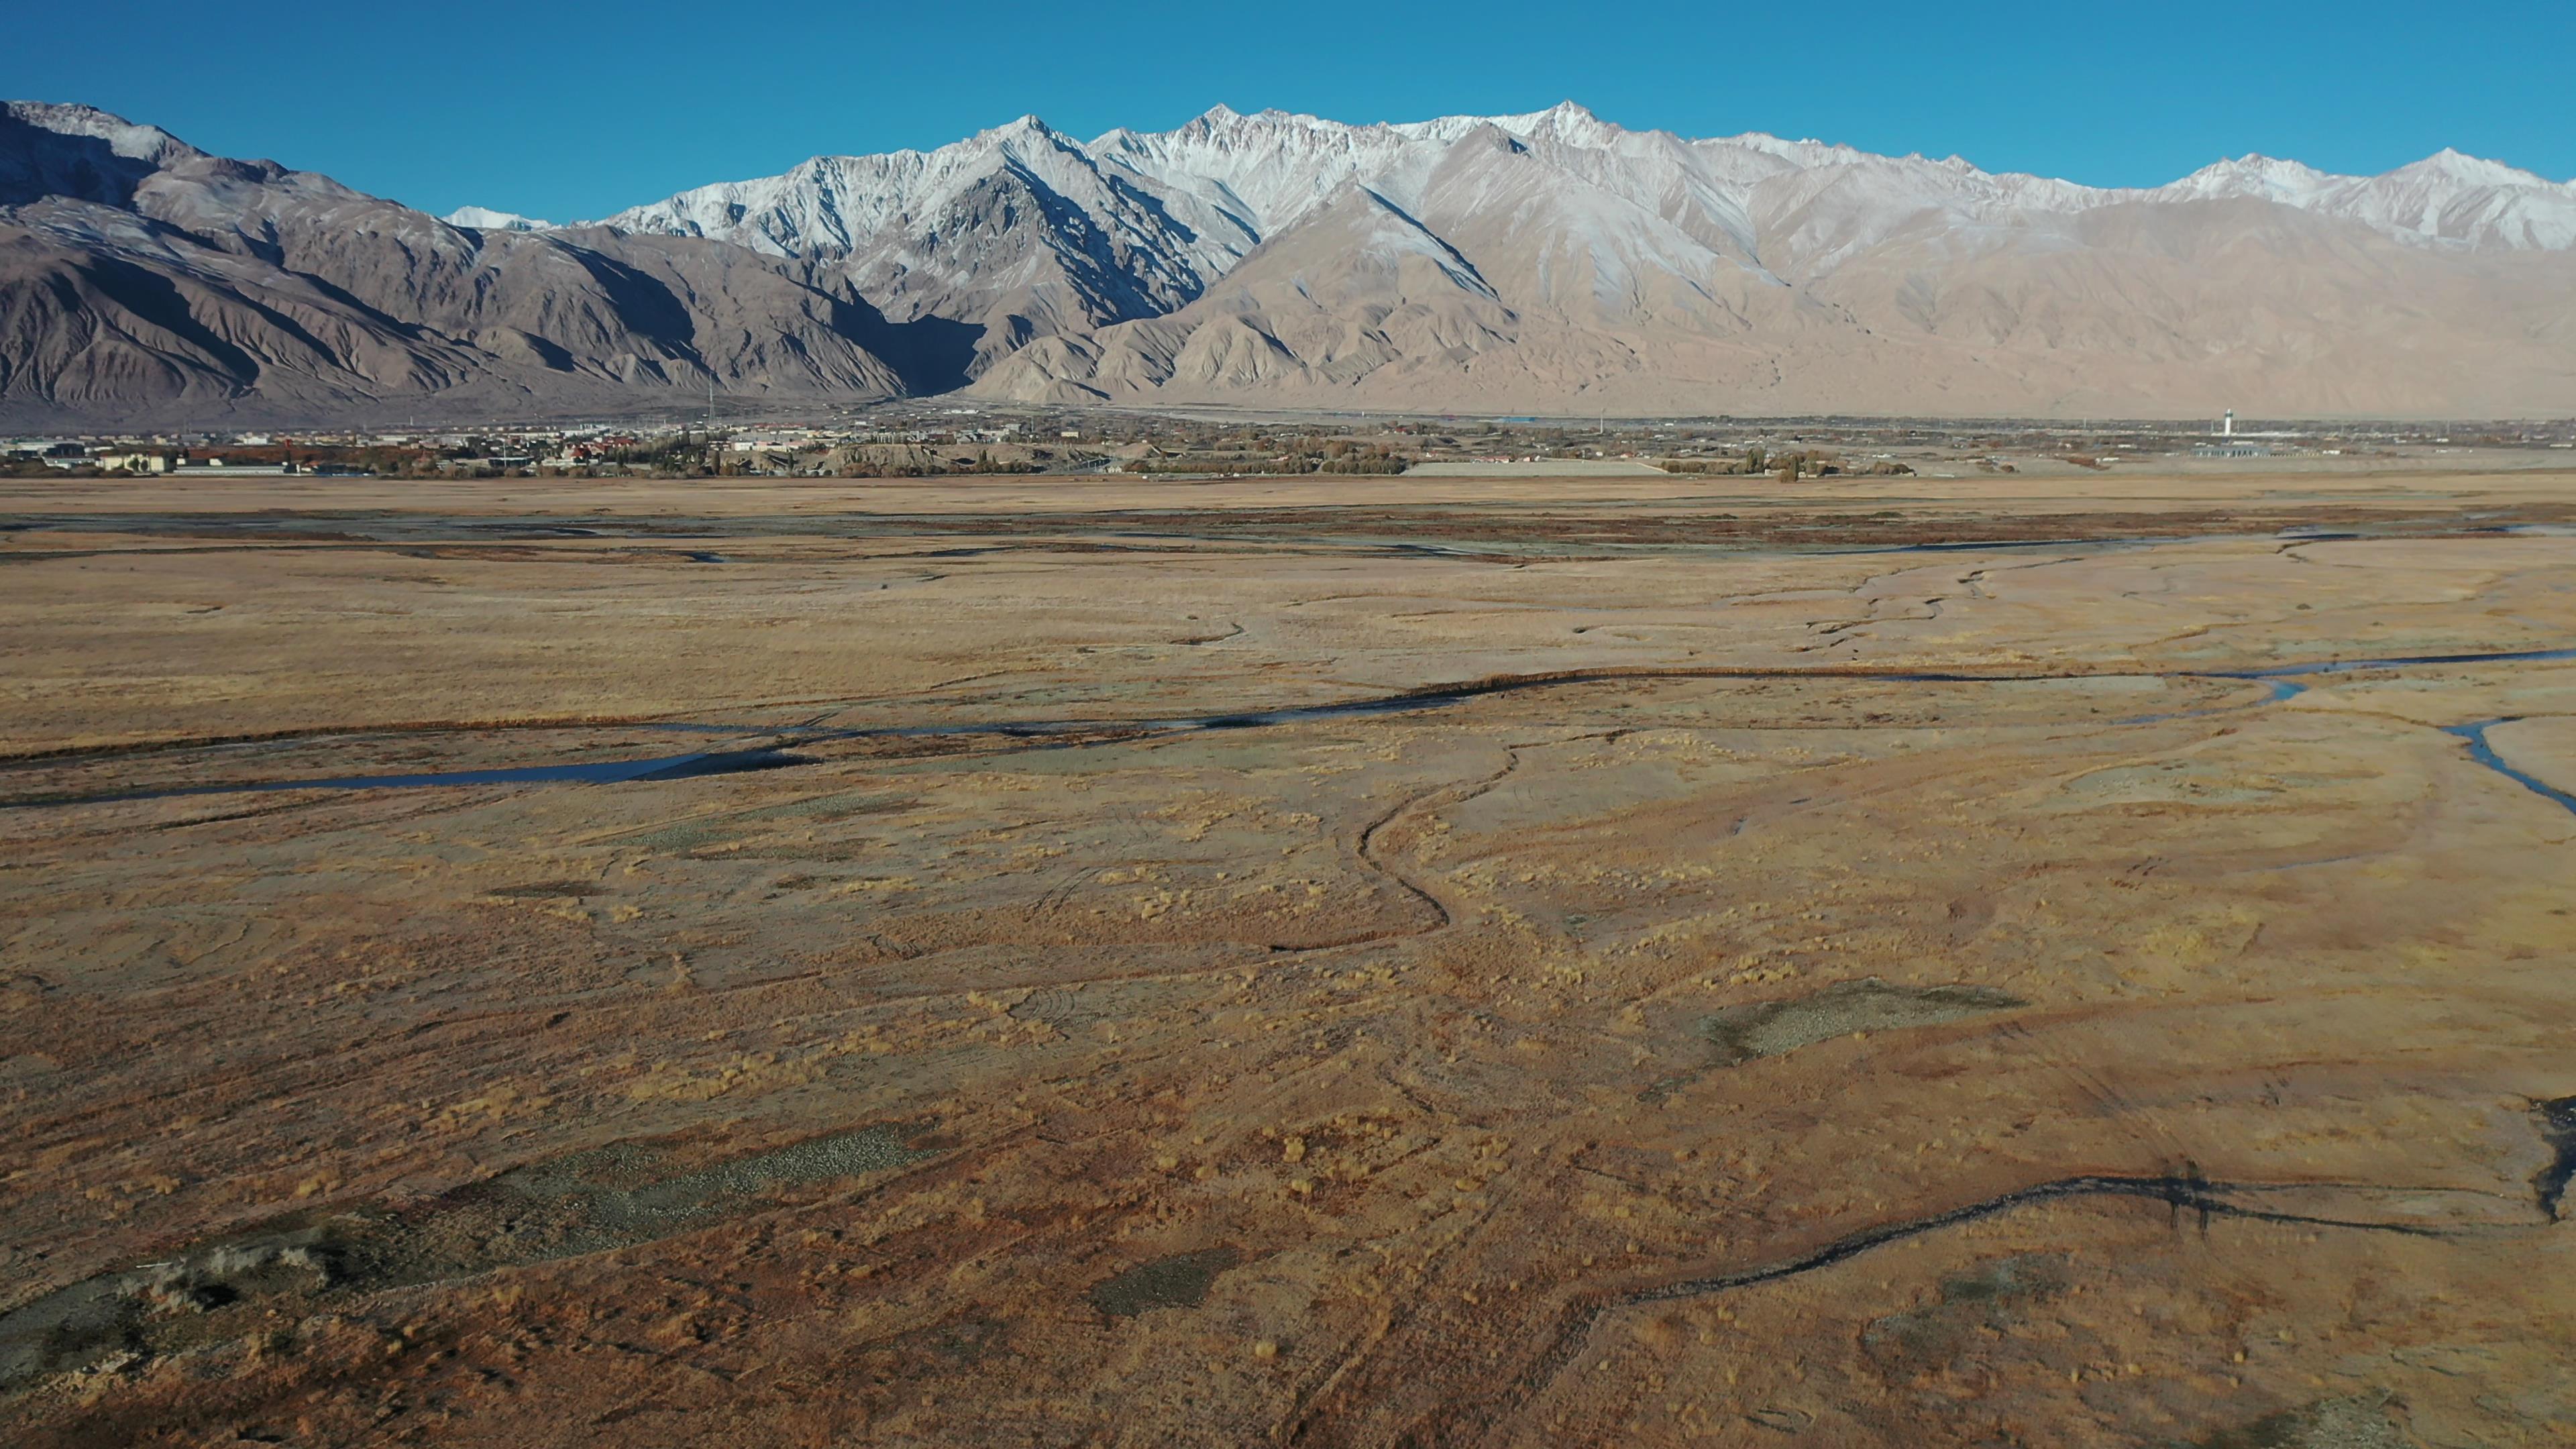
(1, 468), (2572, 1446)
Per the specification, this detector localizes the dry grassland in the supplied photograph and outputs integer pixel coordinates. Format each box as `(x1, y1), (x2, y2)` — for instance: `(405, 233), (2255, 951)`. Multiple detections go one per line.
(1, 468), (2572, 1446)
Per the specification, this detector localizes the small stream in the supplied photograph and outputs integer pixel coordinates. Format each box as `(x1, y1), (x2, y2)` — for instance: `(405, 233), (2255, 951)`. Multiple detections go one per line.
(13, 645), (2573, 808)
(2221, 646), (2576, 678)
(2440, 719), (2576, 817)
(35, 746), (807, 808)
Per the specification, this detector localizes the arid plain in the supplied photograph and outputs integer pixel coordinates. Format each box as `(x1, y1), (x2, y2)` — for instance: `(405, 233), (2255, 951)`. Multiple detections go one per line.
(3, 467), (2574, 1448)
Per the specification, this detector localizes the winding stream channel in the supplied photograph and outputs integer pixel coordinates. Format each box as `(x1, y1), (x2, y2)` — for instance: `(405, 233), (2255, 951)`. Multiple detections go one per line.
(11, 645), (2573, 812)
(2440, 719), (2576, 815)
(1384, 1167), (2530, 1446)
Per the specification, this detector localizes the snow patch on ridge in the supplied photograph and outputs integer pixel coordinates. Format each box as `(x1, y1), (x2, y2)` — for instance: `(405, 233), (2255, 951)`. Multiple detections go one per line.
(593, 103), (2576, 288)
(443, 205), (553, 232)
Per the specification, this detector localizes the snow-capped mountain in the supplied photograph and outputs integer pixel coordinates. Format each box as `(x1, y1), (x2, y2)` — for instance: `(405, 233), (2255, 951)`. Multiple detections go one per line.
(2145, 149), (2576, 250)
(606, 102), (2576, 282)
(5, 97), (2573, 421)
(598, 115), (1235, 373)
(586, 102), (2576, 414)
(0, 101), (201, 207)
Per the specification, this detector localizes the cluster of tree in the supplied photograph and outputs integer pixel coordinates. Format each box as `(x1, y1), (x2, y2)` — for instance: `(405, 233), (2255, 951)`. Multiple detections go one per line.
(1156, 437), (1417, 474)
(816, 444), (1051, 478)
(1658, 447), (1808, 477)
(1316, 447), (1409, 474)
(1125, 438), (1413, 475)
(600, 433), (716, 474)
(1124, 455), (1307, 475)
(1660, 448), (1911, 482)
(329, 445), (444, 475)
(1297, 439), (1412, 474)
(831, 456), (1042, 478)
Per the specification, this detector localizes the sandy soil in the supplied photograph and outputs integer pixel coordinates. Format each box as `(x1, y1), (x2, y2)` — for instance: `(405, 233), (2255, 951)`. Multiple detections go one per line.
(1, 468), (2571, 1446)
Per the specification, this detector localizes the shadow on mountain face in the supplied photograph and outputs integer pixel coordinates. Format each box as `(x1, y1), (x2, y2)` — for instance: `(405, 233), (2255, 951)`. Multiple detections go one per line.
(847, 306), (983, 394)
(72, 254), (264, 386)
(0, 115), (158, 207)
(559, 244), (697, 349)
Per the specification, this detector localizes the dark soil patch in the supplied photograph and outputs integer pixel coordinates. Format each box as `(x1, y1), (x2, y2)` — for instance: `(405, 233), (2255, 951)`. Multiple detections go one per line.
(0, 1124), (931, 1391)
(1087, 1247), (1241, 1318)
(2191, 1392), (2408, 1449)
(1701, 978), (2027, 1066)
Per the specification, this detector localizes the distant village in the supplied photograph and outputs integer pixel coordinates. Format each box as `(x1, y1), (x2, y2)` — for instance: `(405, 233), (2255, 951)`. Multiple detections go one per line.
(7, 405), (2571, 481)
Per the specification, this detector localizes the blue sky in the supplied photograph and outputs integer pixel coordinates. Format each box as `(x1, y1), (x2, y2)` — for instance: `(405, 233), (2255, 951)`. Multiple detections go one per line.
(11, 0), (2571, 220)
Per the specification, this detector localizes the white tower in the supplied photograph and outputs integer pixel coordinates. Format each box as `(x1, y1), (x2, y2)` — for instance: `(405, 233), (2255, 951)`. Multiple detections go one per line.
(2223, 409), (2235, 438)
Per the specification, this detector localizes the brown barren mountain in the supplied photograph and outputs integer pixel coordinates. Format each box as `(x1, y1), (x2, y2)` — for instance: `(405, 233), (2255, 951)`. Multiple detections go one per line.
(5, 99), (2576, 421)
(0, 103), (942, 425)
(978, 139), (2576, 415)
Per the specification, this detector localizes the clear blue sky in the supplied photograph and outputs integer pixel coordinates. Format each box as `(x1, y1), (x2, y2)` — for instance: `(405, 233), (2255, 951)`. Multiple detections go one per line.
(11, 0), (2571, 221)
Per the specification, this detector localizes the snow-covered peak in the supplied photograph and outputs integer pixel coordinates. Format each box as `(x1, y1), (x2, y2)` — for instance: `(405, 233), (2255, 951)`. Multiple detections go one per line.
(1509, 101), (1621, 148)
(986, 114), (1057, 142)
(3, 99), (205, 207)
(443, 205), (552, 232)
(3, 101), (199, 165)
(2334, 150), (2576, 249)
(586, 100), (2576, 326)
(2159, 154), (2335, 204)
(2388, 147), (2555, 189)
(1395, 100), (1613, 146)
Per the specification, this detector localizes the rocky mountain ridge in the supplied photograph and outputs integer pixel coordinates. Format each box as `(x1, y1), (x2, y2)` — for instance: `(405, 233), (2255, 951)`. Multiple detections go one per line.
(7, 99), (2574, 423)
(0, 102), (961, 424)
(581, 103), (2576, 415)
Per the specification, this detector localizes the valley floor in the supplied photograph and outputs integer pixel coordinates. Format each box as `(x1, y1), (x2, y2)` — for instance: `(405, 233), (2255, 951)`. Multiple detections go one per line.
(2, 468), (2573, 1446)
